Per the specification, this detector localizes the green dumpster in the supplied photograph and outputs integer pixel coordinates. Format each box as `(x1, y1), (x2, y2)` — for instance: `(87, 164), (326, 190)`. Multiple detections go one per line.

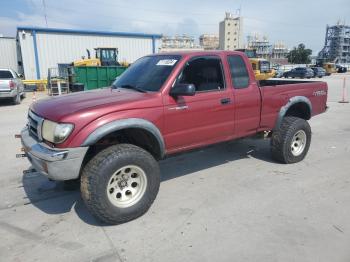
(69, 66), (127, 90)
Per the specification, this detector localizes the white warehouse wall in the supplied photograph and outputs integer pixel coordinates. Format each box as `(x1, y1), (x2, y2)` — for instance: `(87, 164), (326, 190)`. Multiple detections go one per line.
(17, 28), (162, 80)
(0, 37), (18, 71)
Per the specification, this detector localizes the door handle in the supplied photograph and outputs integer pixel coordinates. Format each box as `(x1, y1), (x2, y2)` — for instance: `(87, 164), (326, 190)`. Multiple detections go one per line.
(221, 98), (231, 105)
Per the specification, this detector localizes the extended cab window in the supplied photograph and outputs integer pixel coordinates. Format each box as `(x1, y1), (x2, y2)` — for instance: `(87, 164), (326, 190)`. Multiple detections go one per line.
(177, 56), (225, 92)
(227, 55), (249, 89)
(113, 55), (181, 92)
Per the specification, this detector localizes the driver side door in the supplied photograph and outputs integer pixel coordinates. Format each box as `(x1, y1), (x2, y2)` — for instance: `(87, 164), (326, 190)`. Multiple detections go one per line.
(163, 55), (235, 153)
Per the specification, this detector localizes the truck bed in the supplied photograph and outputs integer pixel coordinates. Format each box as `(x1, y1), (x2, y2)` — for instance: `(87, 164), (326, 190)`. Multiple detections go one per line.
(259, 79), (321, 87)
(258, 79), (328, 131)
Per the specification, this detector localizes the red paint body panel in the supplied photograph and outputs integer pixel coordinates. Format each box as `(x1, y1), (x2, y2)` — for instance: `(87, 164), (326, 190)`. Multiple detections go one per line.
(30, 51), (328, 155)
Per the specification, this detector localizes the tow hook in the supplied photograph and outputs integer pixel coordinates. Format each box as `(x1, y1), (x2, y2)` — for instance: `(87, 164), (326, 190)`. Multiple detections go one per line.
(16, 147), (27, 158)
(15, 133), (27, 158)
(23, 168), (36, 174)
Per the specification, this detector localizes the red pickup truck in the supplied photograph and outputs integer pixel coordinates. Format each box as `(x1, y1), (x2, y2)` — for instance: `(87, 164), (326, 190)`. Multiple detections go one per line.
(20, 51), (328, 224)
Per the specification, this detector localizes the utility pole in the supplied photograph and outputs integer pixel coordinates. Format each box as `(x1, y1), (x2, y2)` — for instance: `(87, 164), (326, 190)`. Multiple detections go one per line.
(42, 0), (48, 27)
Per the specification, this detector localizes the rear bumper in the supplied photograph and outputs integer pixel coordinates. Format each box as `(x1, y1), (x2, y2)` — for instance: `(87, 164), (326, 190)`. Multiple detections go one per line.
(0, 90), (17, 98)
(21, 127), (88, 181)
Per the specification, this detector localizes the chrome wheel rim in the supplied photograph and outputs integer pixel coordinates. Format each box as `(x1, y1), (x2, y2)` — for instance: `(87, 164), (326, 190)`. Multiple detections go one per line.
(291, 130), (307, 156)
(106, 165), (147, 208)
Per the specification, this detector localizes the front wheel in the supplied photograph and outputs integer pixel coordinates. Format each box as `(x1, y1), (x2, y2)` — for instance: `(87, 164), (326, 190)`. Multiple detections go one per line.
(81, 144), (160, 224)
(271, 117), (311, 164)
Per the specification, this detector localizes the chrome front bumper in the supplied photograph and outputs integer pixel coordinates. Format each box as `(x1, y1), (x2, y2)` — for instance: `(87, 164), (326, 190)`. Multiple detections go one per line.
(21, 127), (88, 181)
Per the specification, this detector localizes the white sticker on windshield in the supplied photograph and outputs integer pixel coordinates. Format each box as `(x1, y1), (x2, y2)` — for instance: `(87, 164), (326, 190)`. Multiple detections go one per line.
(156, 59), (177, 66)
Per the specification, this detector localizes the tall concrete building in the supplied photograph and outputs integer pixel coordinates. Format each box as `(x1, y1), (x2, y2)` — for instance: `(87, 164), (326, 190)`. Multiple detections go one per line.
(219, 12), (243, 50)
(199, 34), (219, 50)
(319, 23), (350, 63)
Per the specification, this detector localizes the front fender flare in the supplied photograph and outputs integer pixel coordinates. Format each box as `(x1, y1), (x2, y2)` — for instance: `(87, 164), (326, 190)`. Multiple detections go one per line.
(81, 118), (165, 158)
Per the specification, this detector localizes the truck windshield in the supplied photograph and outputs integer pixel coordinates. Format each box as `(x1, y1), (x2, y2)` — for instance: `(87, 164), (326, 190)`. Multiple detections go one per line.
(113, 55), (181, 92)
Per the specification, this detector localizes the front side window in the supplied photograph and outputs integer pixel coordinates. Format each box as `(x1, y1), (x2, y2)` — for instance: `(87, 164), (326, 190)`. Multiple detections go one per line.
(227, 55), (249, 89)
(177, 56), (225, 92)
(113, 55), (181, 92)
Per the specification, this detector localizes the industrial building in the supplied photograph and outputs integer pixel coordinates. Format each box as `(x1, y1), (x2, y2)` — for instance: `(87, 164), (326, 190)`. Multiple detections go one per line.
(319, 23), (350, 63)
(219, 12), (243, 50)
(245, 34), (289, 63)
(246, 34), (271, 59)
(199, 34), (219, 50)
(271, 41), (289, 64)
(0, 37), (18, 70)
(159, 35), (203, 52)
(8, 27), (162, 80)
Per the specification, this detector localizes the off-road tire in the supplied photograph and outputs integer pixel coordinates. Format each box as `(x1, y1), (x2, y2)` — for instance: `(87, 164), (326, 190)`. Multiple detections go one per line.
(81, 144), (160, 225)
(271, 117), (311, 164)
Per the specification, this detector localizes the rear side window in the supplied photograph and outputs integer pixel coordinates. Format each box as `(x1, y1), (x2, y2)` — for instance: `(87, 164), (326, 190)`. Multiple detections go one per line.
(0, 70), (13, 79)
(227, 55), (249, 89)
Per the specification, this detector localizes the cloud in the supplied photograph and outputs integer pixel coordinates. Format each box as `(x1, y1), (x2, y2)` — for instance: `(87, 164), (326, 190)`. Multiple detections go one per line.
(2, 0), (350, 55)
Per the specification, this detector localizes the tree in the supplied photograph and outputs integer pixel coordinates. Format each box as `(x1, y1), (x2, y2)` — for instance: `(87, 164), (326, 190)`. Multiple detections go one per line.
(286, 44), (312, 64)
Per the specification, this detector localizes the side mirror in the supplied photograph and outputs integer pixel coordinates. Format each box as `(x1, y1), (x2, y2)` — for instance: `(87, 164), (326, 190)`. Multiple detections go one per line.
(18, 74), (23, 79)
(170, 83), (195, 97)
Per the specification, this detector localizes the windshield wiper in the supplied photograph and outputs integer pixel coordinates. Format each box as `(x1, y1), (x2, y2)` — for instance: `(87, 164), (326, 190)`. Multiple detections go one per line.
(119, 84), (147, 93)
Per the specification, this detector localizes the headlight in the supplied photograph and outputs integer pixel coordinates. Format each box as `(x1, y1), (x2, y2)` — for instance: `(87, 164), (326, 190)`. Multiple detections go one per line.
(42, 120), (74, 144)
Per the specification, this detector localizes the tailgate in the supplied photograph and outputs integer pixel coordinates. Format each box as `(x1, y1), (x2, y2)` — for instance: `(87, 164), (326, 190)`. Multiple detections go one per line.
(0, 80), (10, 91)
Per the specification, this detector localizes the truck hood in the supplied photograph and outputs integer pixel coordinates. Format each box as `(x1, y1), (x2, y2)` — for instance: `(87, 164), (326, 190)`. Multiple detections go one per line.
(31, 88), (160, 122)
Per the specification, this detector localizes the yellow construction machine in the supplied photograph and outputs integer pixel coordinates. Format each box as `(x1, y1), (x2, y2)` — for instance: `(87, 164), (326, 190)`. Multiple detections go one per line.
(316, 59), (337, 76)
(73, 47), (122, 67)
(236, 49), (275, 80)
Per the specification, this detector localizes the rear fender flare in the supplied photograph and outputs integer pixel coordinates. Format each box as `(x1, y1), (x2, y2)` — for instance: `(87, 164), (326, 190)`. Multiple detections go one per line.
(274, 96), (312, 130)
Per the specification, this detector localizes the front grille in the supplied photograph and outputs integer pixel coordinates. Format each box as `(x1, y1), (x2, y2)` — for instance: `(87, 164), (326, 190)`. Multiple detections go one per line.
(28, 110), (44, 140)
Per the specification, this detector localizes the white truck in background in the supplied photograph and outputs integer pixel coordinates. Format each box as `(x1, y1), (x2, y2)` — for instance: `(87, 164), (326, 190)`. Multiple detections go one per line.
(0, 69), (25, 105)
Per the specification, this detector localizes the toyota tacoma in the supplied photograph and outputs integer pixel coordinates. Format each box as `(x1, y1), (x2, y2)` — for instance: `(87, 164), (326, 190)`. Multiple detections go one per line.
(20, 51), (328, 224)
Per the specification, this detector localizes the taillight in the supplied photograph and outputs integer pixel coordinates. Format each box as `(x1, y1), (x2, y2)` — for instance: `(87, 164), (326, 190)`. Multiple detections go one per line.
(9, 81), (16, 89)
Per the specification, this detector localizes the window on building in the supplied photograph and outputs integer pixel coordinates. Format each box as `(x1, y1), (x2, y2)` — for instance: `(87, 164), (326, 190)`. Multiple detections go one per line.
(227, 55), (250, 89)
(228, 23), (231, 26)
(177, 56), (225, 92)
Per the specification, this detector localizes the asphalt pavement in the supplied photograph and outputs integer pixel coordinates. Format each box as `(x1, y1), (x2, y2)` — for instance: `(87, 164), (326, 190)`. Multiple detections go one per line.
(0, 75), (349, 262)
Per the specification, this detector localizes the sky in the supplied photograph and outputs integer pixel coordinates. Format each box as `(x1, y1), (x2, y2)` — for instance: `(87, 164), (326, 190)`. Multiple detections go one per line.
(1, 0), (349, 54)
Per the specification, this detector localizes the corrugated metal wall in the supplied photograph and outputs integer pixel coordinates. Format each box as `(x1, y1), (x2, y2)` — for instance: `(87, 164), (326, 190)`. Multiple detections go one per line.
(17, 32), (36, 79)
(0, 37), (18, 71)
(18, 29), (161, 80)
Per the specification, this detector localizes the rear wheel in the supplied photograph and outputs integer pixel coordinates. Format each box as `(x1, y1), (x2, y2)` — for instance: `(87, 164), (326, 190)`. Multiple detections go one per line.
(271, 117), (311, 164)
(81, 144), (160, 224)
